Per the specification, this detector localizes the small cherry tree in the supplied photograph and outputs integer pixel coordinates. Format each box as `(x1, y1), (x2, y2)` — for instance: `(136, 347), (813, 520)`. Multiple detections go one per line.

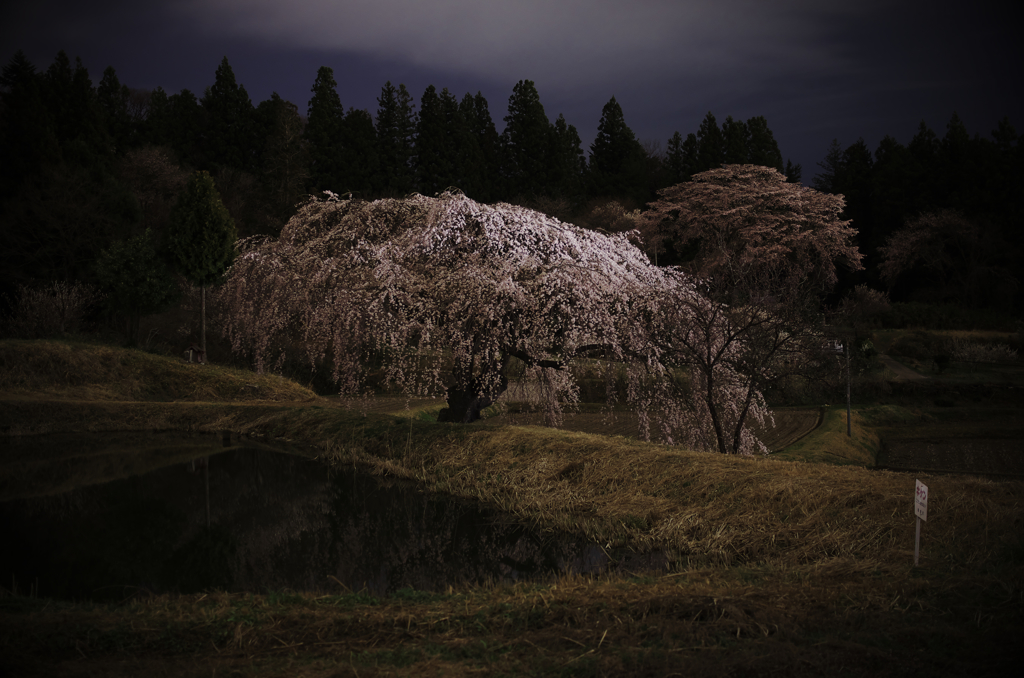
(221, 190), (769, 452)
(640, 165), (864, 449)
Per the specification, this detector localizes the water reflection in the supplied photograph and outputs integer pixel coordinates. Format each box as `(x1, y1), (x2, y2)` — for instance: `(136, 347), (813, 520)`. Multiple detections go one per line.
(1, 444), (665, 600)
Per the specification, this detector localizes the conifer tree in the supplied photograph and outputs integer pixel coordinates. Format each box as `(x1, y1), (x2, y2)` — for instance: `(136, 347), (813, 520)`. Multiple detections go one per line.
(746, 115), (784, 171)
(43, 51), (111, 166)
(439, 89), (476, 194)
(340, 107), (379, 196)
(665, 131), (686, 185)
(459, 92), (501, 201)
(721, 116), (749, 164)
(588, 96), (645, 200)
(375, 81), (417, 195)
(549, 113), (586, 202)
(812, 139), (844, 194)
(414, 85), (455, 195)
(95, 229), (180, 345)
(0, 51), (58, 198)
(681, 133), (700, 179)
(201, 57), (256, 171)
(97, 66), (133, 152)
(501, 80), (551, 199)
(256, 93), (309, 218)
(696, 112), (724, 173)
(784, 159), (802, 184)
(166, 171), (237, 358)
(305, 66), (345, 193)
(165, 89), (206, 168)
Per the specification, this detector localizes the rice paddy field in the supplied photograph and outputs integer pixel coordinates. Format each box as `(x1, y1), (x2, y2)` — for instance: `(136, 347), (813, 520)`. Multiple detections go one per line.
(1, 339), (1022, 677)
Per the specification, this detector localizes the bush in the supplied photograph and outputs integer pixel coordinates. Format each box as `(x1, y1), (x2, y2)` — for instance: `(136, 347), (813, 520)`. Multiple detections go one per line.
(1, 281), (103, 338)
(948, 338), (1018, 364)
(887, 331), (944, 362)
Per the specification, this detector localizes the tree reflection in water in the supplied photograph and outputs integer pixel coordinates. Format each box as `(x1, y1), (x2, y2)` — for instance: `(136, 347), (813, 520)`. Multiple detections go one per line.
(1, 445), (666, 600)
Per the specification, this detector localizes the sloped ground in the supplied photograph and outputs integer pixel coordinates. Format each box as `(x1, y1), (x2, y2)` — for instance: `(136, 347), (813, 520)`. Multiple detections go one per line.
(2, 340), (1022, 677)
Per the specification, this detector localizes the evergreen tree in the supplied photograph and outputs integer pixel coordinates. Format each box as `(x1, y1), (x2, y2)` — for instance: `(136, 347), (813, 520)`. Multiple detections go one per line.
(839, 138), (875, 256)
(500, 79), (551, 199)
(165, 89), (206, 168)
(588, 96), (646, 201)
(459, 92), (501, 201)
(340, 107), (380, 197)
(375, 81), (417, 195)
(42, 51), (111, 167)
(166, 171), (237, 358)
(812, 139), (844, 194)
(95, 228), (180, 345)
(665, 131), (686, 185)
(141, 86), (170, 146)
(721, 116), (749, 164)
(414, 84), (457, 195)
(695, 112), (724, 172)
(97, 66), (133, 152)
(549, 113), (587, 202)
(305, 66), (345, 193)
(745, 116), (784, 171)
(784, 159), (802, 184)
(681, 133), (699, 180)
(440, 89), (476, 194)
(938, 112), (972, 209)
(256, 93), (309, 220)
(0, 51), (59, 199)
(870, 134), (916, 261)
(201, 57), (256, 171)
(1, 51), (137, 294)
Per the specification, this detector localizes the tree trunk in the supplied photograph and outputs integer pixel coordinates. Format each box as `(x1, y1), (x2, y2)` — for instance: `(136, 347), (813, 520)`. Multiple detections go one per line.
(201, 286), (207, 361)
(437, 375), (508, 424)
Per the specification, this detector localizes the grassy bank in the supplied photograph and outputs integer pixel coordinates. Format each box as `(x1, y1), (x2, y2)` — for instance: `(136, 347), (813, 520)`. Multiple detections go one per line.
(0, 338), (316, 403)
(1, 339), (1023, 676)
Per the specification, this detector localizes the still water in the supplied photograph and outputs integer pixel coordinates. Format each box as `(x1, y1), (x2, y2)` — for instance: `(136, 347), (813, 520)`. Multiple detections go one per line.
(1, 437), (664, 600)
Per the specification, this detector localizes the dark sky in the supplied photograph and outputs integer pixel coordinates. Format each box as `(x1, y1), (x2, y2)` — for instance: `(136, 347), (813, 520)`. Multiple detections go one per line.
(3, 0), (1021, 183)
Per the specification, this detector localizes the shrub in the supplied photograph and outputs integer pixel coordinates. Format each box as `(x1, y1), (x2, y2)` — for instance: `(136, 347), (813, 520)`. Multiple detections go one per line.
(887, 331), (944, 361)
(2, 281), (103, 338)
(948, 338), (1018, 364)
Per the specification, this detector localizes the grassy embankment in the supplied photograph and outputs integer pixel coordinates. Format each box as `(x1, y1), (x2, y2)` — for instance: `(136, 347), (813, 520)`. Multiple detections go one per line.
(1, 339), (1022, 677)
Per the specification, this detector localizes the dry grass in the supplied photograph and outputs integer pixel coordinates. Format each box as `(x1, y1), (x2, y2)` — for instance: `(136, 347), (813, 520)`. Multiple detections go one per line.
(322, 424), (1023, 577)
(3, 559), (1021, 677)
(2, 339), (1023, 676)
(772, 407), (879, 466)
(0, 339), (315, 402)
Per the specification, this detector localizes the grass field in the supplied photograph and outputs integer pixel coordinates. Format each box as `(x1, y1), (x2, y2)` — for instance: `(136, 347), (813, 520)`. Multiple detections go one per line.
(1, 339), (1022, 676)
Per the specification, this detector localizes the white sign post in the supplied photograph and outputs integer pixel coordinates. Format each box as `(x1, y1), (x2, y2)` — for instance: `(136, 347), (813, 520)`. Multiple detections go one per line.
(914, 479), (928, 565)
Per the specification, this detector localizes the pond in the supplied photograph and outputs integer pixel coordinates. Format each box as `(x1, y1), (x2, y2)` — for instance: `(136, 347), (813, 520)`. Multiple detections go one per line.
(0, 433), (665, 600)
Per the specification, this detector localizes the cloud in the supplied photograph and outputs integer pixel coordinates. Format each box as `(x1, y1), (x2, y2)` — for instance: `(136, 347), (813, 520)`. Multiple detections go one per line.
(173, 0), (860, 88)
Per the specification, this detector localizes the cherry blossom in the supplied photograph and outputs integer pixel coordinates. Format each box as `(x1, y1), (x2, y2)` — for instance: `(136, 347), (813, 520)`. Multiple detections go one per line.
(221, 189), (768, 453)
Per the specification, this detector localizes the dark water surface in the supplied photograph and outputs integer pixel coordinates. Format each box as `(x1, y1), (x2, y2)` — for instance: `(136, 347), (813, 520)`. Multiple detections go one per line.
(1, 439), (664, 600)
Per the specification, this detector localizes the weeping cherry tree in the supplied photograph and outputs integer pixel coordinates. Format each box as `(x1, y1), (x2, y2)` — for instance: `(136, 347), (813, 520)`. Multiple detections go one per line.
(220, 190), (770, 453)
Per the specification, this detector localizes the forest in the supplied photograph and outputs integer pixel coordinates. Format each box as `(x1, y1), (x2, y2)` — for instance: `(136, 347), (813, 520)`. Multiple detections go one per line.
(1, 49), (1022, 342)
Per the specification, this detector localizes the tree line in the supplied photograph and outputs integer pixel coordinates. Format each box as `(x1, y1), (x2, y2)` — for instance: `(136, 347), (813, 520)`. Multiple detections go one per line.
(810, 116), (1023, 311)
(0, 51), (795, 293)
(2, 48), (1021, 335)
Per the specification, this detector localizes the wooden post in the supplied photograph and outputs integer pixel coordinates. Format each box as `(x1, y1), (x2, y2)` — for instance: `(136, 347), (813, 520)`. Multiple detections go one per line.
(846, 341), (852, 437)
(914, 480), (928, 566)
(204, 456), (210, 528)
(914, 516), (921, 566)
